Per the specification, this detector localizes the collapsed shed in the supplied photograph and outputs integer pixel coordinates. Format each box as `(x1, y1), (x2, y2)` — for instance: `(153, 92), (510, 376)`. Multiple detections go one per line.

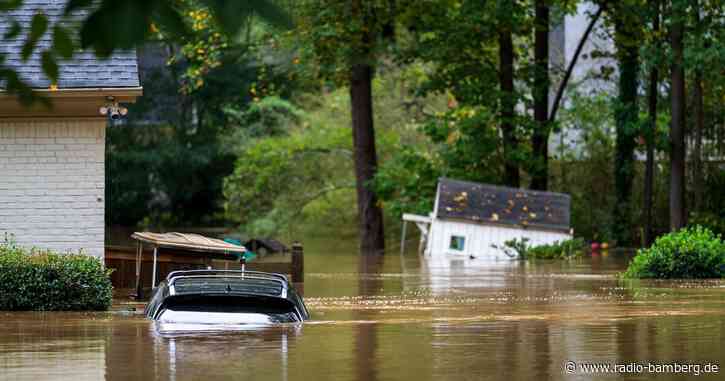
(402, 178), (572, 259)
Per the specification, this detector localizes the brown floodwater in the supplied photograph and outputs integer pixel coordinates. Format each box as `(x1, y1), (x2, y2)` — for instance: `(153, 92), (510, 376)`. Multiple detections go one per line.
(1, 241), (724, 380)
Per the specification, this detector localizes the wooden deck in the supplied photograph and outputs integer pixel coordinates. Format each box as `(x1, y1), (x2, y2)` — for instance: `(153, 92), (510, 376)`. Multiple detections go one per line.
(105, 244), (304, 298)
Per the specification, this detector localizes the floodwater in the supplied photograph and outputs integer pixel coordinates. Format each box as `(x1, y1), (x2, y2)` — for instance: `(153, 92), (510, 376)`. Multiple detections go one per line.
(1, 241), (724, 381)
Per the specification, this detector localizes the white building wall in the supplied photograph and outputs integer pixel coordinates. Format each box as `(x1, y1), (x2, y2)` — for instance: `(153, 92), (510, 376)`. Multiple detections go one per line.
(427, 219), (571, 260)
(0, 119), (105, 258)
(563, 1), (615, 94)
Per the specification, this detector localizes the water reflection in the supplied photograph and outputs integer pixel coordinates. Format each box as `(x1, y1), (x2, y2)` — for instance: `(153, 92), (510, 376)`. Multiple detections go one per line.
(355, 254), (384, 381)
(1, 247), (724, 381)
(142, 326), (300, 381)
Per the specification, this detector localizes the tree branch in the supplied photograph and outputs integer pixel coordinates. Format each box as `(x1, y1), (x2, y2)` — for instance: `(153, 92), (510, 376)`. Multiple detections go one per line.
(548, 4), (605, 122)
(289, 184), (356, 220)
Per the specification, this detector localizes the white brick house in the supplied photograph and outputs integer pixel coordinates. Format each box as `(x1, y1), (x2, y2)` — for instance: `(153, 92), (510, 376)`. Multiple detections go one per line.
(0, 3), (141, 258)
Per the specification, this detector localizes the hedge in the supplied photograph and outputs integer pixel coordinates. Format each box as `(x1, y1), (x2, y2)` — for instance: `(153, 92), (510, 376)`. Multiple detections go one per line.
(0, 239), (113, 310)
(623, 226), (725, 279)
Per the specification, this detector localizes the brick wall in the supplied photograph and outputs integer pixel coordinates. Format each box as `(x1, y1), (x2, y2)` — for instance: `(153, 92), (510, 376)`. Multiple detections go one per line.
(0, 119), (105, 258)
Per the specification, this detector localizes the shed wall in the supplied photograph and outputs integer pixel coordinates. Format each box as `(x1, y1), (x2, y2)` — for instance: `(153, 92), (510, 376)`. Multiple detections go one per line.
(0, 119), (105, 258)
(427, 219), (571, 259)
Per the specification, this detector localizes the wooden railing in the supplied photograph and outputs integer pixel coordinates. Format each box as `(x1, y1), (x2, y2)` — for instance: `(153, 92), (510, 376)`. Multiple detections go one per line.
(105, 243), (304, 298)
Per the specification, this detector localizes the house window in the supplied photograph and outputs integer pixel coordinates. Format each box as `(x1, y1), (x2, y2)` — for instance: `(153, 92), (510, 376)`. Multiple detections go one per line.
(449, 235), (466, 251)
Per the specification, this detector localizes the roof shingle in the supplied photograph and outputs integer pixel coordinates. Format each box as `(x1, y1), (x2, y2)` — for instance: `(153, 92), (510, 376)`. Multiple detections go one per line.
(0, 0), (139, 89)
(436, 178), (571, 233)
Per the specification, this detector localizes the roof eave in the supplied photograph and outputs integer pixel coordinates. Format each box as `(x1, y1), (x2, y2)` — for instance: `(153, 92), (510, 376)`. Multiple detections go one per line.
(0, 87), (144, 119)
(0, 86), (143, 102)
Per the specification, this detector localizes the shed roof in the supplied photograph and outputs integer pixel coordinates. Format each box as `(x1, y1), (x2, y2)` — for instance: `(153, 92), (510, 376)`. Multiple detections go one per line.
(435, 178), (571, 233)
(0, 1), (139, 89)
(131, 232), (247, 254)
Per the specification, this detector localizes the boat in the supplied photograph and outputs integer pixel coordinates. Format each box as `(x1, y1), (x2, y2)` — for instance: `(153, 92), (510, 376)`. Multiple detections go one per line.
(144, 269), (309, 326)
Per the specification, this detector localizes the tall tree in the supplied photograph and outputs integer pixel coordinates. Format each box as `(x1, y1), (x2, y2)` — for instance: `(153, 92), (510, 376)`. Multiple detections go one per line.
(387, 0), (521, 195)
(669, 0), (687, 230)
(691, 1), (705, 212)
(349, 10), (385, 255)
(498, 0), (520, 188)
(643, 0), (661, 246)
(691, 68), (704, 211)
(349, 0), (386, 254)
(296, 0), (391, 254)
(612, 1), (641, 245)
(531, 0), (550, 191)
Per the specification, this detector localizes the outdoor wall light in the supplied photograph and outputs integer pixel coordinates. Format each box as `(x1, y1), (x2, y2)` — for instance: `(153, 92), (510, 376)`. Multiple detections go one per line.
(99, 96), (128, 120)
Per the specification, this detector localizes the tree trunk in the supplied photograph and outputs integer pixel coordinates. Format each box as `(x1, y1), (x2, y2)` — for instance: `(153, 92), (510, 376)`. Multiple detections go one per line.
(350, 63), (386, 255)
(669, 4), (686, 231)
(692, 4), (704, 212)
(692, 71), (704, 212)
(499, 26), (519, 188)
(643, 0), (660, 247)
(531, 0), (550, 191)
(612, 12), (640, 246)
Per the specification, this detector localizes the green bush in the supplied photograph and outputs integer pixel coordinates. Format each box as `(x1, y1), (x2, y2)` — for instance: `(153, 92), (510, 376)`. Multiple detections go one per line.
(623, 226), (725, 279)
(495, 238), (586, 260)
(0, 239), (113, 311)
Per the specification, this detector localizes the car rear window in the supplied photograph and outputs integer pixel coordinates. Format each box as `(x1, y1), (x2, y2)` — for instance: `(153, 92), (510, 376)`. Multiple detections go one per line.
(158, 295), (300, 323)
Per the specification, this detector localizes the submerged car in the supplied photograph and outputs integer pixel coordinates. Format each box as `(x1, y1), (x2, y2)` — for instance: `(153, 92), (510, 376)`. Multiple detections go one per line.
(145, 270), (309, 326)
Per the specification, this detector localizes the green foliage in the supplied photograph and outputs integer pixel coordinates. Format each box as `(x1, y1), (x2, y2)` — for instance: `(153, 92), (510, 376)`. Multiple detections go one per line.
(494, 237), (586, 260)
(376, 0), (559, 215)
(106, 121), (235, 227)
(688, 169), (725, 237)
(397, 0), (529, 181)
(293, 0), (396, 83)
(223, 96), (303, 142)
(223, 67), (434, 236)
(222, 91), (355, 236)
(611, 0), (643, 246)
(165, 1), (293, 96)
(374, 146), (439, 217)
(105, 57), (237, 227)
(689, 213), (725, 238)
(0, 238), (113, 311)
(623, 226), (725, 279)
(106, 8), (300, 228)
(202, 0), (292, 37)
(552, 91), (616, 242)
(374, 106), (502, 218)
(492, 237), (532, 259)
(22, 13), (48, 60)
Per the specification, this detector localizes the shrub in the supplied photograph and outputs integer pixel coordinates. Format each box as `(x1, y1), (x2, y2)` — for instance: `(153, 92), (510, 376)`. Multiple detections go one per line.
(0, 239), (113, 311)
(494, 238), (587, 260)
(622, 226), (725, 279)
